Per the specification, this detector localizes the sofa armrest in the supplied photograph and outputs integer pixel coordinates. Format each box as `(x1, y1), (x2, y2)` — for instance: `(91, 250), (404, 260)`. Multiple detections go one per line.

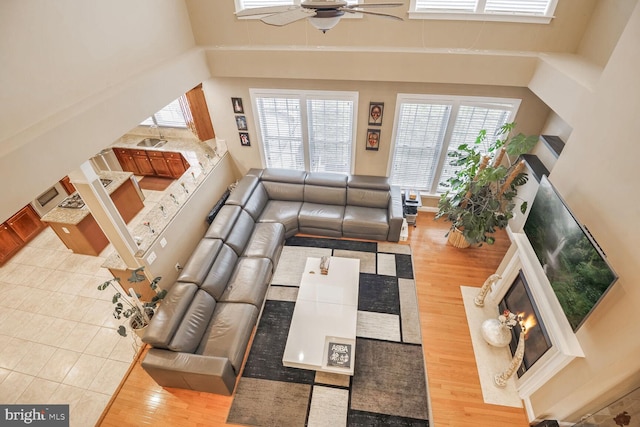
(387, 185), (404, 242)
(141, 348), (237, 395)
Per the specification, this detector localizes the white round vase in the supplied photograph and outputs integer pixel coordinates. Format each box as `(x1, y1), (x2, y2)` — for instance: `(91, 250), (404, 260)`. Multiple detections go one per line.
(481, 318), (513, 347)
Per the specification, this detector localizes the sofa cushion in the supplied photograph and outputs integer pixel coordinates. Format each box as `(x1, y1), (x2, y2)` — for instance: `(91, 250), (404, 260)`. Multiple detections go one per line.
(343, 205), (389, 240)
(303, 174), (347, 206)
(204, 205), (242, 240)
(219, 257), (272, 308)
(243, 222), (285, 267)
(299, 203), (344, 233)
(243, 182), (269, 221)
(177, 239), (223, 286)
(258, 200), (302, 238)
(261, 168), (306, 201)
(197, 302), (259, 375)
(226, 175), (259, 207)
(225, 209), (256, 256)
(347, 175), (391, 209)
(200, 244), (238, 300)
(143, 281), (198, 349)
(168, 290), (216, 353)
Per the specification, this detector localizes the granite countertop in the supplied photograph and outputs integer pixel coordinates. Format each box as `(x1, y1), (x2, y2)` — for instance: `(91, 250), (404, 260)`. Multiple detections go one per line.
(102, 136), (223, 270)
(40, 170), (135, 225)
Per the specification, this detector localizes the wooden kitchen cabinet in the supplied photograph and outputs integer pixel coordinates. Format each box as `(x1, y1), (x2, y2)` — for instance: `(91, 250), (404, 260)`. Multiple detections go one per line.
(0, 225), (23, 265)
(0, 205), (47, 265)
(147, 151), (172, 178)
(48, 215), (109, 257)
(110, 177), (145, 223)
(132, 150), (155, 176)
(164, 152), (189, 178)
(114, 148), (141, 175)
(7, 205), (46, 242)
(60, 176), (75, 195)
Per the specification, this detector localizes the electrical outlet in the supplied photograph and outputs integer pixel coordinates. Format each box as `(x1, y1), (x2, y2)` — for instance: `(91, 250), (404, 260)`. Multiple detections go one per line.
(160, 237), (167, 248)
(175, 262), (182, 272)
(148, 251), (157, 264)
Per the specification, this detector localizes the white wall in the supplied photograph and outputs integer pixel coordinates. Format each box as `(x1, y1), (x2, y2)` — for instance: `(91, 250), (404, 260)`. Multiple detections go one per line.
(0, 0), (205, 223)
(528, 2), (640, 420)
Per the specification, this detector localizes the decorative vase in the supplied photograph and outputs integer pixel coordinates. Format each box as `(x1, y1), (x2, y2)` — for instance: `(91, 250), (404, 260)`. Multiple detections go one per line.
(447, 227), (471, 248)
(481, 318), (513, 347)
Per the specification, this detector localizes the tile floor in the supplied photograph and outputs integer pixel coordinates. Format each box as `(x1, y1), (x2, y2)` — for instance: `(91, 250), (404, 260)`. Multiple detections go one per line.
(0, 185), (166, 426)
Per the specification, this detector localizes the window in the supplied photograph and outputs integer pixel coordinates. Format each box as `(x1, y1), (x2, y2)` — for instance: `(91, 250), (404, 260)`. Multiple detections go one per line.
(409, 0), (557, 23)
(251, 89), (358, 174)
(388, 95), (519, 194)
(141, 97), (188, 128)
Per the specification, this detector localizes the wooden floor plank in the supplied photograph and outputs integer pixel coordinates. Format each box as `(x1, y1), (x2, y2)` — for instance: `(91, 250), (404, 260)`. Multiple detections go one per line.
(99, 212), (530, 427)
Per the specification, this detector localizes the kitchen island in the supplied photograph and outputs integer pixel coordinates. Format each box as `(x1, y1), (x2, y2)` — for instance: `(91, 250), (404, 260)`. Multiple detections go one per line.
(41, 171), (144, 256)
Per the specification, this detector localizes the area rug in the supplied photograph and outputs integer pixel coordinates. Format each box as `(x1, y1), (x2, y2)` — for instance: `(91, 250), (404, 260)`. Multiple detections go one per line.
(137, 176), (174, 191)
(227, 236), (429, 427)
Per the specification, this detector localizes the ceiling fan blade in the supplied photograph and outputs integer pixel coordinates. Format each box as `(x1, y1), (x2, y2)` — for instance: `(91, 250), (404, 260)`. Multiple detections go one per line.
(344, 2), (403, 9)
(341, 8), (403, 20)
(235, 5), (297, 18)
(261, 8), (316, 26)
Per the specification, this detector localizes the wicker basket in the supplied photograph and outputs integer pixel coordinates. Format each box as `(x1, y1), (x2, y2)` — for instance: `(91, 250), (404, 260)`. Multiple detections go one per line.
(447, 227), (471, 248)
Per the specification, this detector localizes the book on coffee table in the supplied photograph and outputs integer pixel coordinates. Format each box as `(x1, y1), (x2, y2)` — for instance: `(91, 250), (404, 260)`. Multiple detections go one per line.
(326, 340), (352, 368)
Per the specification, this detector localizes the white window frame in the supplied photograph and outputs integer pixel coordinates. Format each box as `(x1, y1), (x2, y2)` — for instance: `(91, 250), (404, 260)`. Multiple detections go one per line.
(387, 93), (520, 194)
(141, 97), (188, 129)
(250, 88), (358, 173)
(408, 0), (557, 24)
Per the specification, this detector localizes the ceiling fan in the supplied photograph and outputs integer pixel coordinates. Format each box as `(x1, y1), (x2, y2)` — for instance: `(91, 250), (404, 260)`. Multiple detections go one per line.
(235, 1), (404, 33)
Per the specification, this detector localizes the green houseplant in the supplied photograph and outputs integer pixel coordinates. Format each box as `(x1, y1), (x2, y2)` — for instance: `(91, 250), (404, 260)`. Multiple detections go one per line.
(435, 122), (538, 247)
(97, 267), (167, 337)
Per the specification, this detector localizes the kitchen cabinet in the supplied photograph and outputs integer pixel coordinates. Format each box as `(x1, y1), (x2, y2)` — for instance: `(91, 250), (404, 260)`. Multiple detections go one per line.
(0, 225), (23, 265)
(132, 149), (155, 176)
(48, 214), (109, 257)
(114, 148), (140, 175)
(0, 205), (47, 265)
(164, 152), (189, 178)
(60, 176), (75, 195)
(147, 151), (172, 178)
(110, 177), (145, 223)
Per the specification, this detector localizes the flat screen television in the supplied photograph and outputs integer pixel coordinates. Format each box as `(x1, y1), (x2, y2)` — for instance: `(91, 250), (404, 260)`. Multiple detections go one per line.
(523, 176), (618, 331)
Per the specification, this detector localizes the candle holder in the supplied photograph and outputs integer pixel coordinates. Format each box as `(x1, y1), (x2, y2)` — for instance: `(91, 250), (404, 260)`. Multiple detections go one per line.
(474, 273), (501, 307)
(494, 314), (526, 387)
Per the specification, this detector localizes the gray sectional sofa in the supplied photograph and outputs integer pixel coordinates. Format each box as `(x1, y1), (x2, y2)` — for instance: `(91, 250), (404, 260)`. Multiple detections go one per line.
(140, 168), (403, 395)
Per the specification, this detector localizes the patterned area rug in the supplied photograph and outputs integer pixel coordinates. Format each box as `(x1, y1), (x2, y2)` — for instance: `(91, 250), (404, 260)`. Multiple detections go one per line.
(227, 237), (429, 427)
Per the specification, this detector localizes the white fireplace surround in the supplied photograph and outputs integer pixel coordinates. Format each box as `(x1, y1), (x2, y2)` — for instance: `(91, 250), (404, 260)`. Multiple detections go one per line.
(488, 228), (585, 420)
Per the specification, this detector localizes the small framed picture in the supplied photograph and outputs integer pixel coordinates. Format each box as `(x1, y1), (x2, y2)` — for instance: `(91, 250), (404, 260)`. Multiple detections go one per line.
(366, 129), (380, 151)
(231, 97), (244, 114)
(368, 102), (384, 126)
(239, 132), (251, 147)
(235, 115), (248, 131)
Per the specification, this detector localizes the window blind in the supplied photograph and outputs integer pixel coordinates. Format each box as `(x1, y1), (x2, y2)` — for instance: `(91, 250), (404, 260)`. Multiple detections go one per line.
(255, 97), (305, 171)
(413, 0), (554, 16)
(253, 90), (356, 173)
(390, 103), (451, 191)
(307, 99), (353, 174)
(390, 95), (518, 194)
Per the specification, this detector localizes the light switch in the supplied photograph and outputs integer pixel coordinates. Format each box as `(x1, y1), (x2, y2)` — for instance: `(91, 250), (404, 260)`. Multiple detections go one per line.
(148, 251), (157, 264)
(160, 237), (167, 248)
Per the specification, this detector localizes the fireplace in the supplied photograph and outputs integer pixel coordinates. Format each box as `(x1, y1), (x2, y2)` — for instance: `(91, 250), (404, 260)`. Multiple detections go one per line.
(487, 229), (586, 420)
(498, 270), (551, 377)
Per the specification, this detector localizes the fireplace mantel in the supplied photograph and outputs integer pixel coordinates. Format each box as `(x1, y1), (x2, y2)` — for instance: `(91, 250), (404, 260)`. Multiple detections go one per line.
(488, 228), (585, 420)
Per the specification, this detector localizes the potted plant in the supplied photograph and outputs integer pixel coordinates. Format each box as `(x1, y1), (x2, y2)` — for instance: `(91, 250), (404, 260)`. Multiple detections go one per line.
(97, 266), (167, 337)
(435, 122), (538, 247)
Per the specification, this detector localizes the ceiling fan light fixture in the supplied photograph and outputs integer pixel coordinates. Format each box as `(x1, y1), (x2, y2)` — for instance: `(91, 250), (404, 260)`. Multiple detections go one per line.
(308, 9), (344, 33)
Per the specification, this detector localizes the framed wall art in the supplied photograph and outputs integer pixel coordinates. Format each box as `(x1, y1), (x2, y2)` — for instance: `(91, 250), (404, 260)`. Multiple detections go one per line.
(239, 132), (251, 147)
(368, 102), (384, 126)
(235, 115), (248, 131)
(366, 129), (380, 151)
(232, 97), (244, 114)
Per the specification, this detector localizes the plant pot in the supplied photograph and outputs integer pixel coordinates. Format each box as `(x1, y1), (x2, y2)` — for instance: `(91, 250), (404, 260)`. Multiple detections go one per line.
(447, 227), (471, 248)
(130, 307), (154, 339)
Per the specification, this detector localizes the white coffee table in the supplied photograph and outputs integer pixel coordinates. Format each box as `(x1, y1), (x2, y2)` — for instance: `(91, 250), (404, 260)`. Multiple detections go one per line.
(282, 256), (360, 375)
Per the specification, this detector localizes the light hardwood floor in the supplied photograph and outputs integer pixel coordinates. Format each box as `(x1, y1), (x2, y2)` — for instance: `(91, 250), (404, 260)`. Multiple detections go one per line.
(99, 213), (530, 427)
